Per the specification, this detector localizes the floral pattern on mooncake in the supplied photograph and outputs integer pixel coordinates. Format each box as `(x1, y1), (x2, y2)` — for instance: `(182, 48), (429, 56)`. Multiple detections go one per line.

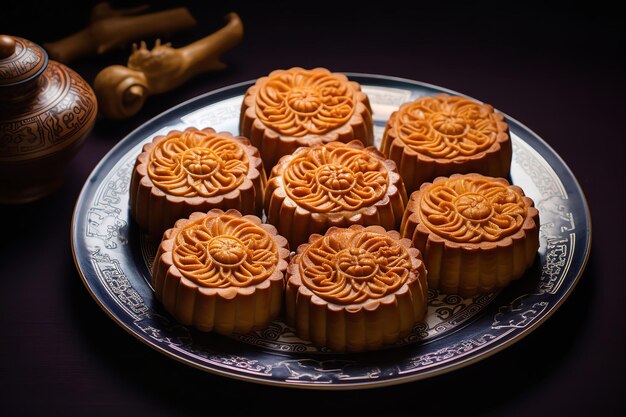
(382, 94), (511, 195)
(265, 140), (407, 249)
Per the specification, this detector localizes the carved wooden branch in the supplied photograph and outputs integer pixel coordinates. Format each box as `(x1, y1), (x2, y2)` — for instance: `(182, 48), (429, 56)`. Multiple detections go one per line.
(43, 3), (197, 63)
(94, 13), (244, 120)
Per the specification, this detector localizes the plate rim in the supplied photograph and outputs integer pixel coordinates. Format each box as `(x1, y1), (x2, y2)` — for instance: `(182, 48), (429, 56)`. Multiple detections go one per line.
(71, 73), (592, 389)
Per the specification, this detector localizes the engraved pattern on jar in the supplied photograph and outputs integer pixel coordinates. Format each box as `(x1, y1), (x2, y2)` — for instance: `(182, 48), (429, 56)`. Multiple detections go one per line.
(417, 176), (528, 243)
(148, 129), (249, 197)
(299, 229), (411, 304)
(172, 214), (278, 288)
(0, 63), (97, 159)
(255, 69), (356, 137)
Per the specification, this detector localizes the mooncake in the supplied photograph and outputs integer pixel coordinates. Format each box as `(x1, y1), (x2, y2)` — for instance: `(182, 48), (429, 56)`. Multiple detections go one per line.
(285, 225), (428, 352)
(240, 67), (373, 171)
(382, 94), (511, 194)
(401, 173), (539, 297)
(152, 209), (290, 334)
(130, 127), (265, 239)
(265, 140), (407, 249)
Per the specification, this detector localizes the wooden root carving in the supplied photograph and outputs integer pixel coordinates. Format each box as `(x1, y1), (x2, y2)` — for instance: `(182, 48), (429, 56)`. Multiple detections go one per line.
(43, 2), (197, 63)
(93, 12), (244, 121)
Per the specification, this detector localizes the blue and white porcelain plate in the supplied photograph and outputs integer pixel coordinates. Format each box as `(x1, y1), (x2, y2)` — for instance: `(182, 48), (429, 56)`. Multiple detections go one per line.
(71, 74), (591, 389)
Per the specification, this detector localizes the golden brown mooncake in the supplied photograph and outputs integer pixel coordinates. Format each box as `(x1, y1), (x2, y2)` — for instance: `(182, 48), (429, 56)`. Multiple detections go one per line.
(265, 140), (407, 250)
(286, 225), (428, 352)
(130, 127), (266, 239)
(152, 209), (290, 334)
(381, 93), (511, 195)
(401, 173), (539, 297)
(240, 67), (374, 171)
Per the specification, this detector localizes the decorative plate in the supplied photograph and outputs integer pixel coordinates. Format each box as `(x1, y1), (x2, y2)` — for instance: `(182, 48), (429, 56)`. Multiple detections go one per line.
(71, 74), (591, 389)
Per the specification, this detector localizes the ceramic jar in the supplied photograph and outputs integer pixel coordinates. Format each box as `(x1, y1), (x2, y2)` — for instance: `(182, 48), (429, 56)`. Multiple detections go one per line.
(0, 34), (97, 203)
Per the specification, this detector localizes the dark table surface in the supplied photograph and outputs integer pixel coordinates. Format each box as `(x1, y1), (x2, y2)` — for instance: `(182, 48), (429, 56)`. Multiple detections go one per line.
(1, 1), (624, 416)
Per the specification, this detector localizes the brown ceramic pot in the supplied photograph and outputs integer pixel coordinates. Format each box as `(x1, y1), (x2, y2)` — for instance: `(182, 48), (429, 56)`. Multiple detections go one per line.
(0, 35), (97, 204)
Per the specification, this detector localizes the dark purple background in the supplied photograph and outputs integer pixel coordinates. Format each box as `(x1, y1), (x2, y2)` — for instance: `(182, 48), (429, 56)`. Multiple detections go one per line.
(1, 1), (624, 416)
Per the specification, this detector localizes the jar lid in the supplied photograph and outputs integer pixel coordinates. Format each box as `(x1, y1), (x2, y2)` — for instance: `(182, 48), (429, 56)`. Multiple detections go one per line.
(0, 35), (48, 87)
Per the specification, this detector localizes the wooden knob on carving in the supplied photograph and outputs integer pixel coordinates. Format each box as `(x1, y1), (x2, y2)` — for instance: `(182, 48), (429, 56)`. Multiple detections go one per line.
(0, 35), (16, 59)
